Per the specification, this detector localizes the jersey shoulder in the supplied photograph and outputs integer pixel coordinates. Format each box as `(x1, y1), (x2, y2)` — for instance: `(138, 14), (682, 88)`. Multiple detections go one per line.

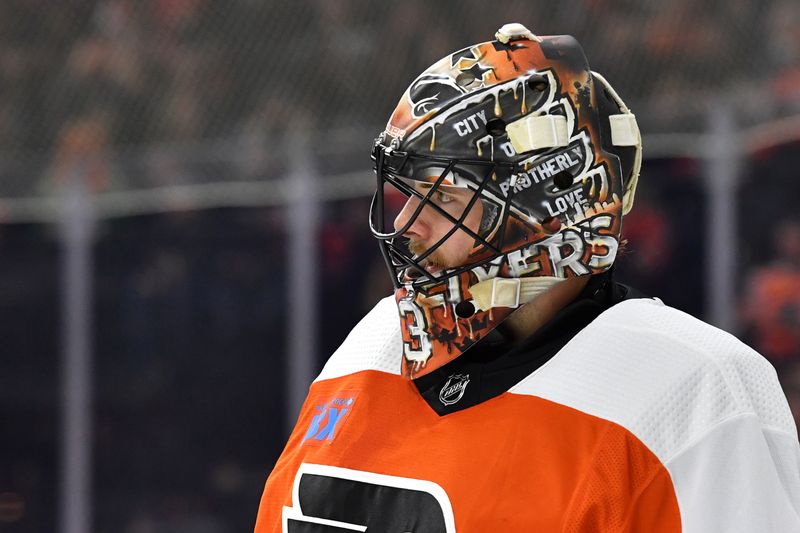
(315, 295), (401, 382)
(510, 297), (797, 462)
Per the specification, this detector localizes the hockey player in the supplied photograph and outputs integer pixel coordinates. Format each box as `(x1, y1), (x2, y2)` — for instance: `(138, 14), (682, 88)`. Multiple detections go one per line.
(255, 24), (800, 532)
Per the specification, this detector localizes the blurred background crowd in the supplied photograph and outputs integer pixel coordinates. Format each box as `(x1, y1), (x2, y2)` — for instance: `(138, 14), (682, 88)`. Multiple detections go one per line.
(1, 0), (799, 531)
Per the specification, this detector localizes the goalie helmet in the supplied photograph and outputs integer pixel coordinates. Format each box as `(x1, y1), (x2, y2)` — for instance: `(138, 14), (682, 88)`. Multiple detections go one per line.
(369, 23), (642, 378)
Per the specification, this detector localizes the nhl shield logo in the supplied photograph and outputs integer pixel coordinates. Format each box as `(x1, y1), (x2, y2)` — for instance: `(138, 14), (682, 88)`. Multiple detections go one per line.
(439, 374), (470, 406)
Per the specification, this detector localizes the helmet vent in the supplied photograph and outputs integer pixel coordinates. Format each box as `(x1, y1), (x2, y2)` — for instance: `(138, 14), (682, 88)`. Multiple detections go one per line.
(485, 118), (506, 137)
(553, 171), (574, 190)
(455, 300), (476, 318)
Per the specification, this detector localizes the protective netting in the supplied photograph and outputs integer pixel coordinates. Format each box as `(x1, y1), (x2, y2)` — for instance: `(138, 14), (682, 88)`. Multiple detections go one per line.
(0, 0), (798, 202)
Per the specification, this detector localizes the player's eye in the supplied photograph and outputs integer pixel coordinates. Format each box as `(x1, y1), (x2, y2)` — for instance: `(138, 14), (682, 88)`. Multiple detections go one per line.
(435, 190), (455, 204)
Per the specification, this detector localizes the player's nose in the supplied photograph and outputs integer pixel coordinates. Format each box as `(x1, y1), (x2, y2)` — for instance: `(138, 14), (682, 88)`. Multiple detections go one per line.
(393, 194), (429, 240)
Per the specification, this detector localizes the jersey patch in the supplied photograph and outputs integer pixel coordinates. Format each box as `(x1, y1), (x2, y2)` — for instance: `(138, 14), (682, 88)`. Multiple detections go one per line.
(301, 393), (358, 446)
(439, 374), (470, 405)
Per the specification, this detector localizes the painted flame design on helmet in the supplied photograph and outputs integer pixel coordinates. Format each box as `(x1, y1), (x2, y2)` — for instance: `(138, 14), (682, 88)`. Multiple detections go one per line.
(369, 24), (642, 379)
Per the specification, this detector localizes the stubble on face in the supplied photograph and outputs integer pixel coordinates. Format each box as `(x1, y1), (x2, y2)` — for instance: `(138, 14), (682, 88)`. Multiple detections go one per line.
(408, 239), (451, 270)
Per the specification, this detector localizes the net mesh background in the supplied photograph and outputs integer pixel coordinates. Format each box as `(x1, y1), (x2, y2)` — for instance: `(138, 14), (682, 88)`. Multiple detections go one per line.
(0, 0), (797, 203)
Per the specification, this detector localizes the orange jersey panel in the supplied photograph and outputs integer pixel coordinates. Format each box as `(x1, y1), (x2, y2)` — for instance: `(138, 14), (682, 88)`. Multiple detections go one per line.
(255, 370), (681, 532)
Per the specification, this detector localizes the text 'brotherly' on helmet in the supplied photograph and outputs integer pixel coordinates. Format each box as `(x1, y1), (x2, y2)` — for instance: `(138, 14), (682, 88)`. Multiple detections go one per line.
(369, 23), (642, 378)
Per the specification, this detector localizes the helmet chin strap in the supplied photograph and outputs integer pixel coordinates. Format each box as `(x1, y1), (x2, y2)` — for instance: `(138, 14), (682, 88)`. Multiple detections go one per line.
(469, 276), (565, 312)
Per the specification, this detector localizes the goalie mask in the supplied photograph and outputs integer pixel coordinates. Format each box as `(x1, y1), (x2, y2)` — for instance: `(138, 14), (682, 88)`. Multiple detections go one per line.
(369, 24), (642, 379)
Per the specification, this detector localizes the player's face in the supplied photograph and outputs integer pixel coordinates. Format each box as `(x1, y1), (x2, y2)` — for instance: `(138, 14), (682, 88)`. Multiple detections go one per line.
(393, 183), (483, 275)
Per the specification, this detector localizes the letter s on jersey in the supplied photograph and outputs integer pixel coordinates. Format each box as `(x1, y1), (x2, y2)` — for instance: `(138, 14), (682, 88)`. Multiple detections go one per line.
(282, 463), (456, 532)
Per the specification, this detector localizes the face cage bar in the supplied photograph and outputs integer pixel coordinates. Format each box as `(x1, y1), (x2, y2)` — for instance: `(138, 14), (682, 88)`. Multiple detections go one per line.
(369, 145), (518, 290)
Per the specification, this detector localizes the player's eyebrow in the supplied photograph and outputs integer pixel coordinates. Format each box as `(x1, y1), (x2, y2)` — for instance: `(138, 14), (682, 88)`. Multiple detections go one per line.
(416, 182), (468, 194)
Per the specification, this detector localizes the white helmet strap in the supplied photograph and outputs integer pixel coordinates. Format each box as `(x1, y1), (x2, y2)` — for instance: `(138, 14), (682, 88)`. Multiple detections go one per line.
(592, 70), (643, 215)
(469, 276), (564, 311)
(506, 115), (570, 153)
